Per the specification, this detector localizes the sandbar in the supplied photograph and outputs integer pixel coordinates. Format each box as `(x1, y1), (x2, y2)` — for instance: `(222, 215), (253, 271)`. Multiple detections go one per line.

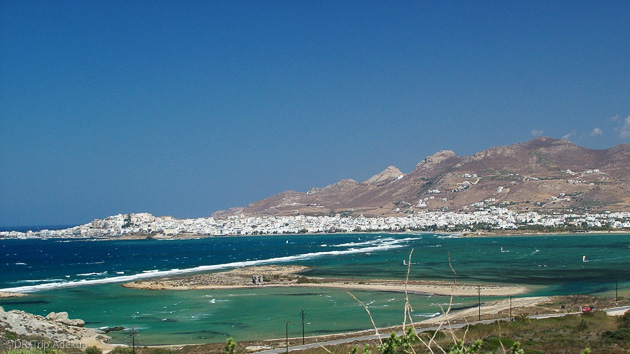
(0, 291), (27, 298)
(122, 265), (528, 297)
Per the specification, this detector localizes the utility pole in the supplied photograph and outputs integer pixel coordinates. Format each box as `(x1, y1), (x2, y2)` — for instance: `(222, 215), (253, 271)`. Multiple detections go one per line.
(131, 327), (136, 354)
(301, 309), (305, 345)
(509, 295), (513, 321)
(477, 285), (481, 322)
(285, 321), (290, 353)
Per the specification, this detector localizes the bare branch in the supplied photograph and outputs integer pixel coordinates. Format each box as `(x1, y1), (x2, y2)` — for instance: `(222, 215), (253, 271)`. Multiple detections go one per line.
(315, 338), (332, 353)
(347, 291), (382, 346)
(401, 249), (419, 354)
(403, 248), (414, 330)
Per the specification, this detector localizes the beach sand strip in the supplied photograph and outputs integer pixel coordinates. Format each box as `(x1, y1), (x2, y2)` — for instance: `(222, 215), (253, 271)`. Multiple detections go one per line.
(122, 265), (528, 296)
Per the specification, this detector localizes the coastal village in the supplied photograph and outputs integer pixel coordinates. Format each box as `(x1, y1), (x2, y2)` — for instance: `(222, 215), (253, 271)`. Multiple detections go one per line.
(2, 208), (630, 239)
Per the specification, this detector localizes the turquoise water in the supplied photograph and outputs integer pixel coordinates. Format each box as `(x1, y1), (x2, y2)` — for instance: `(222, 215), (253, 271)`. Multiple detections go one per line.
(1, 233), (630, 345)
(5, 285), (478, 345)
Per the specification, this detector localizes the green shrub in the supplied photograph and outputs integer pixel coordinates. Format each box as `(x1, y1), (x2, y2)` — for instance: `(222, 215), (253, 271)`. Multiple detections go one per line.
(419, 330), (445, 341)
(480, 335), (518, 352)
(296, 276), (319, 284)
(447, 339), (482, 353)
(222, 337), (236, 354)
(84, 346), (102, 354)
(514, 314), (530, 324)
(378, 327), (418, 354)
(350, 344), (372, 354)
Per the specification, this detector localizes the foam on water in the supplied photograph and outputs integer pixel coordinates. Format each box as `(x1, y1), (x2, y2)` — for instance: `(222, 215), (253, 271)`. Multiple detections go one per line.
(77, 271), (108, 277)
(0, 237), (406, 293)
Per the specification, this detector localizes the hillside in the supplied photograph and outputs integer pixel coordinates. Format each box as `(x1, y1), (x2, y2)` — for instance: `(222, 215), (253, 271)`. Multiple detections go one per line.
(213, 137), (630, 218)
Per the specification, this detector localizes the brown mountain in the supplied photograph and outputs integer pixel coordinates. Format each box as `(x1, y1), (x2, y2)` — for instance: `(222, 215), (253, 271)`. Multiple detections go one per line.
(213, 137), (630, 218)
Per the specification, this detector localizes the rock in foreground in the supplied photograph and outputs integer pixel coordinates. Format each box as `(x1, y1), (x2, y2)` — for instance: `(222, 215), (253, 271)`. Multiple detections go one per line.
(0, 306), (109, 346)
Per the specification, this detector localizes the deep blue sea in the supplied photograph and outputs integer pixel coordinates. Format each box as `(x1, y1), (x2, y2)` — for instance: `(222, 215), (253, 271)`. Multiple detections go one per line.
(1, 233), (629, 345)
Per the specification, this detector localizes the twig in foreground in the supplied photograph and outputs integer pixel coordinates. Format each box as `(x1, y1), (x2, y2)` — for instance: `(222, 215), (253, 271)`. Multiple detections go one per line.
(347, 291), (383, 346)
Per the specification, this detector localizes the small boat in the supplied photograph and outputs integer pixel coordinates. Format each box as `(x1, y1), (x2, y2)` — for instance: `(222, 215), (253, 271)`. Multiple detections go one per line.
(583, 255), (587, 262)
(403, 260), (408, 266)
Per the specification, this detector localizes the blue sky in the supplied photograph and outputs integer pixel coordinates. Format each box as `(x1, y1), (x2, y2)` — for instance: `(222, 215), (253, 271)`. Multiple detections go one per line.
(1, 1), (629, 226)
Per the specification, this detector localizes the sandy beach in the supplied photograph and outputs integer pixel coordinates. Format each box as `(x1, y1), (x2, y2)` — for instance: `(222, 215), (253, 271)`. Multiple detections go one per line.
(420, 296), (550, 324)
(122, 265), (528, 297)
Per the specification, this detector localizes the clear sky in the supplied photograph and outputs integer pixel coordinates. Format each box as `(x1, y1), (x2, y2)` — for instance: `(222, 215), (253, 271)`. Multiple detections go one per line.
(1, 1), (629, 227)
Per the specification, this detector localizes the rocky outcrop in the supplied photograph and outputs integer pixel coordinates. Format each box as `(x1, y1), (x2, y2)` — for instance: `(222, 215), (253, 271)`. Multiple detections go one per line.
(46, 311), (85, 327)
(0, 306), (108, 344)
(364, 166), (404, 185)
(415, 150), (459, 173)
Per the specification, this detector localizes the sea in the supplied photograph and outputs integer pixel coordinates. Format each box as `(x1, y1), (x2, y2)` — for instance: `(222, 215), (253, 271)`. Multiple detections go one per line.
(1, 232), (629, 346)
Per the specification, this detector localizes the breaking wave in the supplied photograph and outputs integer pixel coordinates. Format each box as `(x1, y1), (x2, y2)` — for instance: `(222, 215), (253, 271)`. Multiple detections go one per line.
(334, 237), (421, 248)
(0, 237), (410, 294)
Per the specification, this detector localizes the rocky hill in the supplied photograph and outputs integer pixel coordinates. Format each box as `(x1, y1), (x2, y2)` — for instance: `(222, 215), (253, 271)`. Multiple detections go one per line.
(213, 137), (630, 218)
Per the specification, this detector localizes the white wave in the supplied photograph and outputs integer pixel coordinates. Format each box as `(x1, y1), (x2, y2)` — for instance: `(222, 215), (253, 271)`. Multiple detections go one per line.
(334, 237), (420, 248)
(14, 262), (27, 266)
(334, 238), (392, 247)
(414, 312), (442, 318)
(77, 271), (107, 277)
(0, 238), (404, 293)
(14, 278), (66, 284)
(437, 234), (461, 239)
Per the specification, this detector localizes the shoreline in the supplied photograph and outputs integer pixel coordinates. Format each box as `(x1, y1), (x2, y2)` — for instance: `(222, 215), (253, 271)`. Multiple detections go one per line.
(460, 229), (630, 238)
(122, 265), (528, 297)
(2, 229), (629, 242)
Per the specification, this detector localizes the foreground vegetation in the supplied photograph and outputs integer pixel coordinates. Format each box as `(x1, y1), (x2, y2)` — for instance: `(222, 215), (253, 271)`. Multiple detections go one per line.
(297, 310), (630, 354)
(1, 309), (629, 353)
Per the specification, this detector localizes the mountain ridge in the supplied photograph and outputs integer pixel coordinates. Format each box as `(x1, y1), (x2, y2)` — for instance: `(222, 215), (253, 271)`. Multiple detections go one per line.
(213, 137), (630, 218)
